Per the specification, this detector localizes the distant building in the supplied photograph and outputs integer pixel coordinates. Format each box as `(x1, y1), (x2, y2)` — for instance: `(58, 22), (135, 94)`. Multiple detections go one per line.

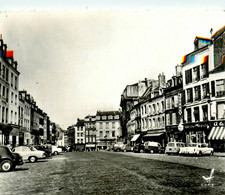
(74, 119), (85, 151)
(96, 111), (122, 149)
(18, 90), (32, 145)
(84, 115), (96, 151)
(164, 65), (184, 143)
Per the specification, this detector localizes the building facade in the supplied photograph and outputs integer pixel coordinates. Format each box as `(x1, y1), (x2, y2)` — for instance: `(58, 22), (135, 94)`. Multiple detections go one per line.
(74, 119), (85, 151)
(84, 115), (97, 151)
(96, 111), (122, 149)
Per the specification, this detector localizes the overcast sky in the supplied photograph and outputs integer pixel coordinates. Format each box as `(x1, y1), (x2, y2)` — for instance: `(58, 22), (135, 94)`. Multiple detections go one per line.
(0, 1), (225, 129)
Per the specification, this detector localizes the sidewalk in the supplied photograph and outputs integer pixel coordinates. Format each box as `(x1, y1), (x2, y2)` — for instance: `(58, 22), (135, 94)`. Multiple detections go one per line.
(214, 152), (225, 157)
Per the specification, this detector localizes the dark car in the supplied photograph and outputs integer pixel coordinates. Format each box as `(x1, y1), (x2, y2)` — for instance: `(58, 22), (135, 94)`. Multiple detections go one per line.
(0, 146), (23, 172)
(133, 143), (145, 153)
(33, 145), (52, 157)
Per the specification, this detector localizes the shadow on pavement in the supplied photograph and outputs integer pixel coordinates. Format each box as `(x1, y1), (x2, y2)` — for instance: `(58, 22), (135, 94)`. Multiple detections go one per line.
(13, 168), (29, 172)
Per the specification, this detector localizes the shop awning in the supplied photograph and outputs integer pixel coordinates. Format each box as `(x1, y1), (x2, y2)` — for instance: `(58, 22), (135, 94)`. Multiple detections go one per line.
(144, 133), (164, 137)
(131, 134), (140, 141)
(208, 127), (225, 140)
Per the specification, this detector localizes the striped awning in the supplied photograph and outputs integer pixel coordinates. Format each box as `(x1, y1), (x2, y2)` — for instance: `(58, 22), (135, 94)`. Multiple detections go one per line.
(131, 134), (140, 142)
(208, 127), (225, 140)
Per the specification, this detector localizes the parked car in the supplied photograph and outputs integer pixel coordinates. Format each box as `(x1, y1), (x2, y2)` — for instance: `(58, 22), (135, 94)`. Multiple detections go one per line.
(165, 142), (186, 155)
(144, 141), (164, 153)
(179, 143), (214, 156)
(12, 146), (46, 163)
(0, 146), (24, 172)
(33, 145), (52, 157)
(51, 145), (62, 155)
(133, 143), (145, 153)
(112, 142), (125, 152)
(58, 146), (69, 152)
(122, 144), (133, 152)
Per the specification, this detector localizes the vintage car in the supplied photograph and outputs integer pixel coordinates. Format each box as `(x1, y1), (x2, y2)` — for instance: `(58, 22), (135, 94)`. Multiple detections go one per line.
(12, 146), (46, 163)
(133, 143), (145, 153)
(122, 144), (133, 152)
(179, 143), (214, 156)
(0, 146), (24, 172)
(112, 142), (125, 152)
(165, 142), (186, 155)
(51, 145), (63, 155)
(144, 141), (163, 153)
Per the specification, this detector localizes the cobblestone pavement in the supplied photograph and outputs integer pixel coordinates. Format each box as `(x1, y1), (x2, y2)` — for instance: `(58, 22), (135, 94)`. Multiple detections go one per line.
(0, 152), (225, 195)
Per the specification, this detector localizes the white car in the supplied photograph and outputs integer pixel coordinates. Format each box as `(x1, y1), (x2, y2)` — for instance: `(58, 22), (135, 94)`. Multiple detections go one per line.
(179, 143), (214, 156)
(51, 145), (62, 155)
(12, 146), (46, 163)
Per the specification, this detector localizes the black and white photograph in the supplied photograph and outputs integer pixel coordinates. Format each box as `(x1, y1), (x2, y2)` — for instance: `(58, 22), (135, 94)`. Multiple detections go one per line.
(0, 0), (225, 194)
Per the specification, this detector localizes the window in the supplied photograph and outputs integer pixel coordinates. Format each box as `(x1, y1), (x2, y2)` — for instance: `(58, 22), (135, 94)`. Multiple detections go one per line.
(202, 105), (208, 121)
(202, 83), (210, 98)
(112, 131), (115, 137)
(166, 114), (170, 125)
(6, 88), (8, 102)
(185, 69), (192, 84)
(172, 113), (177, 125)
(171, 97), (175, 108)
(106, 122), (109, 129)
(187, 108), (192, 123)
(15, 76), (18, 90)
(11, 73), (13, 87)
(201, 63), (208, 78)
(11, 92), (13, 103)
(216, 79), (225, 97)
(99, 122), (103, 129)
(186, 88), (193, 103)
(11, 111), (13, 123)
(166, 98), (170, 109)
(6, 68), (8, 82)
(2, 86), (5, 97)
(106, 131), (109, 137)
(193, 66), (200, 82)
(112, 122), (115, 129)
(194, 86), (201, 101)
(2, 107), (4, 123)
(211, 81), (215, 97)
(77, 133), (80, 137)
(217, 102), (225, 119)
(194, 107), (199, 122)
(99, 131), (103, 138)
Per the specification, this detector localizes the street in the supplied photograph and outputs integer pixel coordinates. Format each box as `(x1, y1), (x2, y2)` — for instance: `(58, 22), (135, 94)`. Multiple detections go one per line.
(0, 151), (225, 195)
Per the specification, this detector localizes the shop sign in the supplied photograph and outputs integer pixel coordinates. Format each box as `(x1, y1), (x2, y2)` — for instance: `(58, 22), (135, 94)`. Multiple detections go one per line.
(213, 121), (225, 127)
(178, 93), (182, 116)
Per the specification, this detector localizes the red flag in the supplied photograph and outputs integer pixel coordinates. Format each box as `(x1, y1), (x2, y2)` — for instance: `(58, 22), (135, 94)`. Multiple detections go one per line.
(6, 50), (13, 58)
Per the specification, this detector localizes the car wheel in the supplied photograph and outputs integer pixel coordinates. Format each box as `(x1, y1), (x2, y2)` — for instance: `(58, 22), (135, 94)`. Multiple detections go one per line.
(140, 149), (144, 153)
(0, 160), (13, 172)
(54, 151), (59, 155)
(29, 156), (37, 163)
(150, 150), (154, 154)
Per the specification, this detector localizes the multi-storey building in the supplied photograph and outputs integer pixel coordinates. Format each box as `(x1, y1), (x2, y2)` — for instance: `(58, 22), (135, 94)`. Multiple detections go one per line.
(67, 125), (75, 147)
(84, 115), (96, 151)
(74, 119), (85, 151)
(164, 65), (184, 142)
(127, 73), (166, 147)
(0, 38), (20, 146)
(18, 90), (32, 145)
(207, 26), (225, 152)
(182, 36), (213, 144)
(96, 111), (122, 149)
(120, 79), (152, 140)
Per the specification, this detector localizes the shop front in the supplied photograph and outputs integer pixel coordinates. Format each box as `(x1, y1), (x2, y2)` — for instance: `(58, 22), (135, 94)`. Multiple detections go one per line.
(166, 125), (185, 143)
(183, 122), (210, 144)
(207, 121), (225, 152)
(85, 144), (96, 151)
(143, 130), (166, 148)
